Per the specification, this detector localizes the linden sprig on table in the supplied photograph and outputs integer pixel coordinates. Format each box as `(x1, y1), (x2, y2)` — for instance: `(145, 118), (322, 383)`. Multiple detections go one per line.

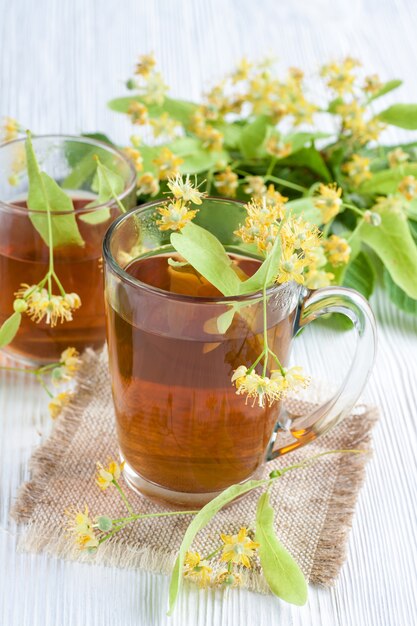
(65, 449), (364, 613)
(104, 52), (417, 318)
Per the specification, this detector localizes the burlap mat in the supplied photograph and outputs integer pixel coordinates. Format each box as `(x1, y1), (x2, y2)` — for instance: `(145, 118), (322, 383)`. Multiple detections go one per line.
(12, 348), (378, 592)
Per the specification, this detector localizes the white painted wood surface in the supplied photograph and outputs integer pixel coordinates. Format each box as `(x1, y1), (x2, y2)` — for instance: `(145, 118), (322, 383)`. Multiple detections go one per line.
(1, 1), (416, 624)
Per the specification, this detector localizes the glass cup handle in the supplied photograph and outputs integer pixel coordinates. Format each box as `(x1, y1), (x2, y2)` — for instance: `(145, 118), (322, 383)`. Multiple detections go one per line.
(267, 286), (377, 460)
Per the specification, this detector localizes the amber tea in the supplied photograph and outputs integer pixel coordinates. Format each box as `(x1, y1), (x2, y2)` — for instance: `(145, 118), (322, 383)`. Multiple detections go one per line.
(107, 252), (296, 497)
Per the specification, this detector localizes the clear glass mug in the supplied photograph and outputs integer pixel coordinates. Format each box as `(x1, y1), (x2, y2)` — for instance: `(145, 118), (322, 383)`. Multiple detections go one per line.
(0, 135), (137, 363)
(103, 198), (377, 507)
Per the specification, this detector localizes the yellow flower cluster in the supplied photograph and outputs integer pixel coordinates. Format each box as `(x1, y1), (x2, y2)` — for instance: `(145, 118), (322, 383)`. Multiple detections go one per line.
(182, 527), (258, 588)
(265, 136), (292, 159)
(313, 183), (343, 224)
(133, 53), (168, 106)
(342, 154), (372, 187)
(1, 116), (20, 143)
(231, 365), (309, 408)
(153, 147), (183, 180)
(324, 234), (351, 266)
(137, 172), (160, 196)
(48, 391), (72, 419)
(320, 57), (361, 95)
(122, 147), (143, 172)
(336, 101), (385, 145)
(214, 166), (239, 197)
(387, 147), (409, 169)
(66, 505), (99, 550)
(52, 347), (82, 384)
(156, 175), (204, 231)
(398, 175), (417, 201)
(15, 284), (81, 327)
(96, 460), (124, 490)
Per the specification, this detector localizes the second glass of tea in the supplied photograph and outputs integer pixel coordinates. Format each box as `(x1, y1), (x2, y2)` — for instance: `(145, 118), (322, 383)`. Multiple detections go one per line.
(0, 135), (137, 363)
(103, 198), (376, 507)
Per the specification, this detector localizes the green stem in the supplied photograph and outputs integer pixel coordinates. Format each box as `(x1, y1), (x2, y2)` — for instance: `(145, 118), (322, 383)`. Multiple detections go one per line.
(52, 271), (66, 297)
(267, 348), (285, 376)
(262, 286), (269, 377)
(266, 175), (307, 193)
(266, 157), (277, 177)
(247, 349), (266, 375)
(206, 168), (214, 195)
(342, 202), (365, 217)
(346, 218), (365, 244)
(113, 480), (134, 515)
(201, 546), (222, 561)
(36, 374), (54, 398)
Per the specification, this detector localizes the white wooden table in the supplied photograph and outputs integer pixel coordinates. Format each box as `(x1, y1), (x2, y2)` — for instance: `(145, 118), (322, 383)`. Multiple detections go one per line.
(1, 1), (416, 624)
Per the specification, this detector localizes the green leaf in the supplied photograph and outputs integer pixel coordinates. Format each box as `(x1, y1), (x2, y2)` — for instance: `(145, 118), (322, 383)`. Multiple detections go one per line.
(238, 234), (281, 295)
(81, 159), (125, 224)
(62, 152), (97, 190)
(359, 164), (417, 194)
(213, 122), (242, 149)
(285, 198), (322, 224)
(378, 103), (417, 129)
(360, 208), (417, 298)
(327, 97), (344, 113)
(284, 131), (331, 153)
(216, 306), (236, 333)
(384, 267), (417, 315)
(278, 147), (332, 182)
(170, 222), (242, 296)
(81, 132), (115, 146)
(239, 116), (269, 159)
(343, 251), (375, 299)
(168, 477), (266, 615)
(0, 312), (22, 348)
(25, 134), (84, 248)
(367, 79), (403, 103)
(255, 491), (307, 606)
(108, 95), (198, 126)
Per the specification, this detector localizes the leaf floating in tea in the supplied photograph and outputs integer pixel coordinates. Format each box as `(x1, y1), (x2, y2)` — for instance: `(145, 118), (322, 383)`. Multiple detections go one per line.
(255, 491), (308, 606)
(25, 133), (85, 248)
(170, 222), (242, 296)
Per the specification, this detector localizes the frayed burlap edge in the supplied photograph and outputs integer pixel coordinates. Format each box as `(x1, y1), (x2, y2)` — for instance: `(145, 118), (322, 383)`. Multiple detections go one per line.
(11, 348), (379, 590)
(11, 348), (100, 523)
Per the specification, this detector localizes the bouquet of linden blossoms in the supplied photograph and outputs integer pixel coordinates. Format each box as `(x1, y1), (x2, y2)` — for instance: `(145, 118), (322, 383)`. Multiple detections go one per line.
(100, 53), (417, 319)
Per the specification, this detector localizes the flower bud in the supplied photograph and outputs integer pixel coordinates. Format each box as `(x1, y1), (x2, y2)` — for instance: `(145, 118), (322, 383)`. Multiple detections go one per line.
(126, 78), (137, 90)
(13, 298), (28, 313)
(364, 210), (382, 226)
(96, 516), (113, 532)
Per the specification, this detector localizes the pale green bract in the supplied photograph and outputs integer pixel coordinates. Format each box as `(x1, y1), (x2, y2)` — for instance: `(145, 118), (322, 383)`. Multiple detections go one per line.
(0, 312), (22, 348)
(25, 134), (85, 248)
(80, 159), (125, 224)
(255, 491), (308, 606)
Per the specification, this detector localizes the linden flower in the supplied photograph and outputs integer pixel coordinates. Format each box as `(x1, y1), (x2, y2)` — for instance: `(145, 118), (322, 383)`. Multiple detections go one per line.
(14, 284), (81, 327)
(156, 199), (198, 231)
(137, 172), (160, 196)
(387, 147), (409, 169)
(96, 460), (125, 490)
(48, 391), (72, 419)
(271, 366), (310, 393)
(214, 570), (242, 588)
(66, 505), (99, 550)
(313, 183), (343, 224)
(276, 250), (306, 285)
(231, 57), (252, 83)
(150, 112), (179, 139)
(127, 101), (149, 126)
(52, 347), (82, 384)
(342, 154), (372, 187)
(265, 136), (292, 159)
(142, 71), (169, 105)
(167, 174), (206, 205)
(320, 57), (361, 95)
(183, 551), (212, 588)
(123, 147), (143, 172)
(398, 175), (417, 201)
(243, 176), (267, 198)
(281, 217), (321, 253)
(263, 184), (288, 208)
(1, 116), (20, 143)
(134, 52), (156, 77)
(305, 245), (327, 270)
(196, 125), (224, 152)
(305, 269), (334, 289)
(362, 74), (383, 95)
(231, 367), (283, 407)
(220, 528), (260, 568)
(213, 167), (239, 197)
(324, 235), (351, 266)
(246, 196), (284, 225)
(153, 147), (183, 180)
